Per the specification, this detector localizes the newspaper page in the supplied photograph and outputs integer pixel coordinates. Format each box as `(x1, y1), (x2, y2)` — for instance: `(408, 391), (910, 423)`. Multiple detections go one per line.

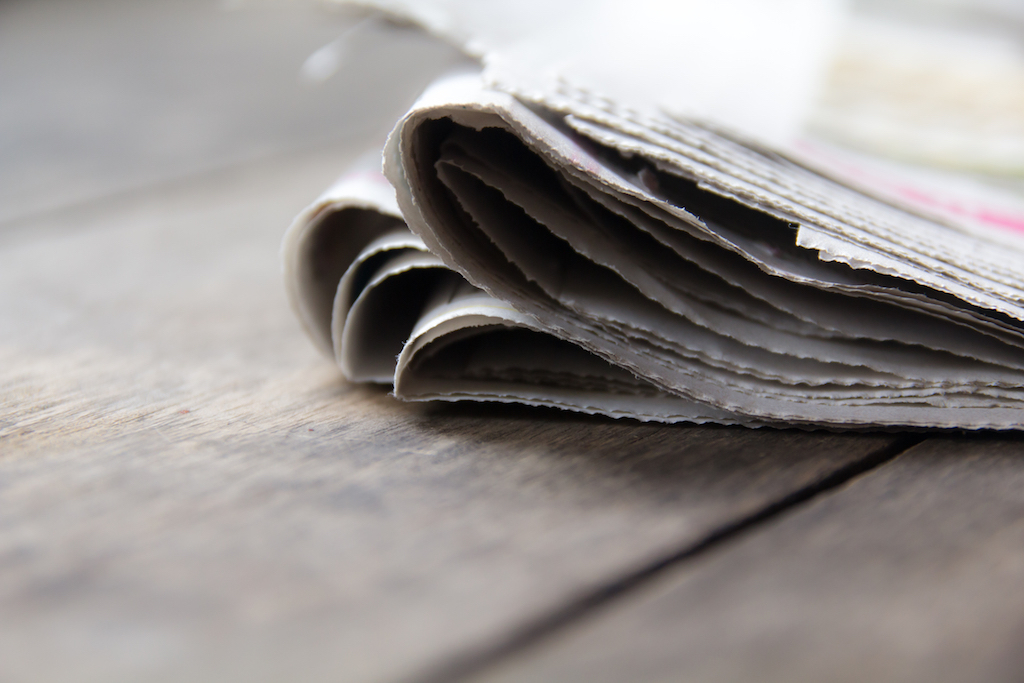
(282, 151), (739, 423)
(285, 1), (1024, 428)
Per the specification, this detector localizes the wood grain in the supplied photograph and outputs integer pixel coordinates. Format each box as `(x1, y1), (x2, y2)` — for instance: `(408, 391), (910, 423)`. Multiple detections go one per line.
(474, 437), (1024, 683)
(0, 136), (905, 682)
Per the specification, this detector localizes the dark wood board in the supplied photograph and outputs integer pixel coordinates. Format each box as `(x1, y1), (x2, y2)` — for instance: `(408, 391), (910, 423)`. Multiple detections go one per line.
(474, 437), (1024, 683)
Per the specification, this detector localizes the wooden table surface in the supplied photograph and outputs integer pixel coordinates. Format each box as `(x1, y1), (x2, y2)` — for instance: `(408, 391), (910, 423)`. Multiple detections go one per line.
(3, 2), (1023, 682)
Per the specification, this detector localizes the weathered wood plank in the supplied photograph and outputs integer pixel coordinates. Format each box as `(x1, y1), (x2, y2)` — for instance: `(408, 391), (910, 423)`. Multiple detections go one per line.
(474, 437), (1024, 683)
(0, 142), (906, 681)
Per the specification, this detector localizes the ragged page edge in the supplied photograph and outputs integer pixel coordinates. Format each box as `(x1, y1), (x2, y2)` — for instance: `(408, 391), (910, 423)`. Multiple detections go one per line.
(282, 149), (403, 355)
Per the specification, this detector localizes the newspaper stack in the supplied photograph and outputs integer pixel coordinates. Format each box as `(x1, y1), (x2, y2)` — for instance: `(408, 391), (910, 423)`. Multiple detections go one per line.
(283, 3), (1024, 429)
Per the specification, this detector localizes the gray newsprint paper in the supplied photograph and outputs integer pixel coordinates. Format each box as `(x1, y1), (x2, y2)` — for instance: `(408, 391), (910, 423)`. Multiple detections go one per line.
(283, 150), (734, 424)
(285, 4), (1024, 429)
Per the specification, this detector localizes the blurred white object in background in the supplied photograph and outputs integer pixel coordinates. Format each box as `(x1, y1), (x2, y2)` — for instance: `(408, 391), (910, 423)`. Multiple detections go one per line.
(330, 0), (848, 146)
(327, 0), (1023, 181)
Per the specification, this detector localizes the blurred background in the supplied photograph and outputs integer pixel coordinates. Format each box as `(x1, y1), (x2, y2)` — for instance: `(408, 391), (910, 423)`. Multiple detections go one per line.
(1, 0), (1021, 234)
(0, 0), (466, 227)
(814, 0), (1024, 177)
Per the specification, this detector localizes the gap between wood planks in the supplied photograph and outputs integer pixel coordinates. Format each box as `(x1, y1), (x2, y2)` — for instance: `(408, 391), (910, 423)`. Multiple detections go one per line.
(409, 434), (926, 683)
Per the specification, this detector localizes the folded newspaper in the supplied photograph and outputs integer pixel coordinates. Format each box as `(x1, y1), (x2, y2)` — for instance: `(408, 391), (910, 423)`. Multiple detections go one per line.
(283, 4), (1024, 429)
